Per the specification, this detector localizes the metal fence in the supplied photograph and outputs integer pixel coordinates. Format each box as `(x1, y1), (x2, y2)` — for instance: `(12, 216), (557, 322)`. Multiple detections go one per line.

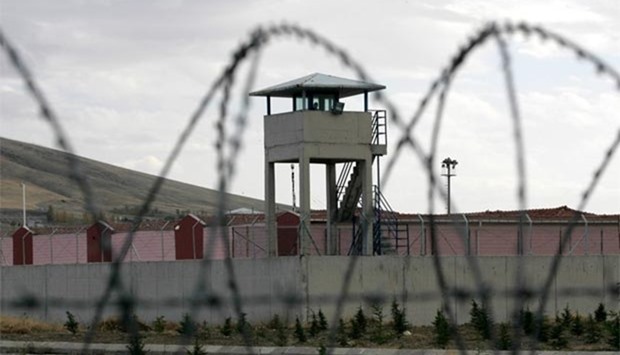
(2, 216), (617, 266)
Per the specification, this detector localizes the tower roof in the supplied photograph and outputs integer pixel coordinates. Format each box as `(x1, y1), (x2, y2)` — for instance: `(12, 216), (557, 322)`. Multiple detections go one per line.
(249, 73), (385, 98)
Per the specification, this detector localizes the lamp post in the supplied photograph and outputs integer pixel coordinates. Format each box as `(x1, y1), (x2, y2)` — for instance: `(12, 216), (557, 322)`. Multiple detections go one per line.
(441, 157), (458, 215)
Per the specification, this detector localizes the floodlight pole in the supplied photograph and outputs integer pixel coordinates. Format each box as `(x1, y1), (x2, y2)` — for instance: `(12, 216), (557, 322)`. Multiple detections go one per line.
(441, 157), (458, 215)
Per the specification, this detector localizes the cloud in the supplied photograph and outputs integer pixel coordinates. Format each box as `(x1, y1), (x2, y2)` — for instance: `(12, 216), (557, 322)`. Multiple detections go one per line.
(121, 155), (164, 175)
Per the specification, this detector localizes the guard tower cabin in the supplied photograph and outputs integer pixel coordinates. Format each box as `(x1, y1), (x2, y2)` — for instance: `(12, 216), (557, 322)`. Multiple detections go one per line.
(250, 73), (387, 256)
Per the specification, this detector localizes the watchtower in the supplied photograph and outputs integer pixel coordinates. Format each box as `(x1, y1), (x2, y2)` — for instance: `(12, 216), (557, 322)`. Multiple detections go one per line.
(251, 73), (387, 256)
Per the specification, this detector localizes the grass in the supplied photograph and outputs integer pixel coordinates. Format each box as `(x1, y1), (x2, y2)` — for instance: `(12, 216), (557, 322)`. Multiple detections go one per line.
(0, 315), (63, 334)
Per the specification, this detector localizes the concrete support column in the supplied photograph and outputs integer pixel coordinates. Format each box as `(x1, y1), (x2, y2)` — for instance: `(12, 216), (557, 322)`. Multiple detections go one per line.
(265, 161), (277, 257)
(361, 157), (373, 255)
(325, 163), (337, 255)
(299, 153), (311, 255)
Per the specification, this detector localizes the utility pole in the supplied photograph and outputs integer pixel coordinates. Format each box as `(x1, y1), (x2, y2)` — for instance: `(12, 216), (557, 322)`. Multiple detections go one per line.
(441, 157), (458, 215)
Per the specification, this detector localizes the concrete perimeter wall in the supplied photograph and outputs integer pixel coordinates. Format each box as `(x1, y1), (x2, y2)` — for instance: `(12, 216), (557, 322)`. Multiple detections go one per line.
(1, 256), (618, 326)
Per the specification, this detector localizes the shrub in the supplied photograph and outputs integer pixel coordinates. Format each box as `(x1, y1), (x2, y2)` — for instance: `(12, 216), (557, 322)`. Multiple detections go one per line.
(178, 313), (196, 336)
(549, 322), (567, 349)
(220, 317), (233, 337)
(349, 307), (367, 339)
(64, 311), (79, 335)
(370, 303), (388, 344)
(126, 333), (147, 355)
(391, 299), (408, 335)
(275, 320), (288, 346)
(470, 300), (492, 340)
(560, 305), (572, 329)
(595, 303), (607, 323)
(268, 314), (283, 330)
(534, 316), (550, 343)
(432, 309), (451, 348)
(520, 308), (535, 336)
(337, 318), (348, 346)
(294, 317), (306, 343)
(318, 309), (328, 331)
(584, 314), (601, 344)
(152, 316), (166, 334)
(571, 312), (584, 336)
(606, 313), (619, 350)
(186, 336), (206, 355)
(236, 313), (251, 336)
(309, 312), (320, 337)
(497, 323), (511, 350)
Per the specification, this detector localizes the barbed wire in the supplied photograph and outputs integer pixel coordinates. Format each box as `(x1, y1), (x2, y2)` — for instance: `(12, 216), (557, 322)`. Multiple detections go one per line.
(1, 19), (618, 354)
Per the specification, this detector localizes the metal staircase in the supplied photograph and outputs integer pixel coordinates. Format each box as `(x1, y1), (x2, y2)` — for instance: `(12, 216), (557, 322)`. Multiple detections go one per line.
(346, 186), (408, 255)
(373, 186), (409, 255)
(336, 110), (387, 223)
(334, 109), (394, 256)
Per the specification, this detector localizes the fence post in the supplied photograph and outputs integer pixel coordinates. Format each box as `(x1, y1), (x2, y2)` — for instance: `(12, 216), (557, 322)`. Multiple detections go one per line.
(525, 213), (532, 255)
(231, 226), (235, 258)
(462, 214), (469, 256)
(581, 214), (589, 255)
(476, 220), (482, 255)
(48, 228), (58, 264)
(0, 233), (6, 265)
(418, 214), (425, 256)
(160, 221), (169, 261)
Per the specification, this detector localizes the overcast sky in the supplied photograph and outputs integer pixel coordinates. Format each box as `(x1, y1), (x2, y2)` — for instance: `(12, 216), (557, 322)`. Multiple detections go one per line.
(1, 0), (618, 214)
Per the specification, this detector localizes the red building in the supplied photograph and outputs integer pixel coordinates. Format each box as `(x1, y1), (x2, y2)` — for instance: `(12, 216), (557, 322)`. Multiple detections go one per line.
(12, 226), (33, 265)
(174, 214), (206, 260)
(87, 220), (114, 262)
(277, 211), (300, 256)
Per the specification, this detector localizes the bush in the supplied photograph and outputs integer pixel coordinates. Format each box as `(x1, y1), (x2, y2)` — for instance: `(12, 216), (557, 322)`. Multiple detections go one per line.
(268, 314), (283, 330)
(349, 307), (367, 339)
(64, 311), (79, 335)
(318, 309), (328, 331)
(595, 303), (607, 323)
(432, 309), (451, 348)
(275, 320), (288, 346)
(294, 317), (306, 343)
(391, 299), (408, 335)
(370, 303), (388, 344)
(606, 314), (619, 350)
(584, 314), (601, 344)
(152, 316), (166, 334)
(126, 332), (147, 355)
(549, 321), (568, 349)
(497, 323), (511, 350)
(470, 300), (492, 340)
(337, 318), (348, 346)
(236, 313), (251, 336)
(186, 336), (206, 355)
(536, 316), (550, 343)
(178, 313), (196, 336)
(309, 312), (320, 337)
(560, 305), (572, 329)
(571, 312), (584, 336)
(220, 317), (233, 337)
(520, 308), (535, 336)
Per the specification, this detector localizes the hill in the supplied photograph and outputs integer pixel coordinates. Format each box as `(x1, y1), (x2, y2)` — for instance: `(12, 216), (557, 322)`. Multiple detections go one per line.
(0, 137), (270, 225)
